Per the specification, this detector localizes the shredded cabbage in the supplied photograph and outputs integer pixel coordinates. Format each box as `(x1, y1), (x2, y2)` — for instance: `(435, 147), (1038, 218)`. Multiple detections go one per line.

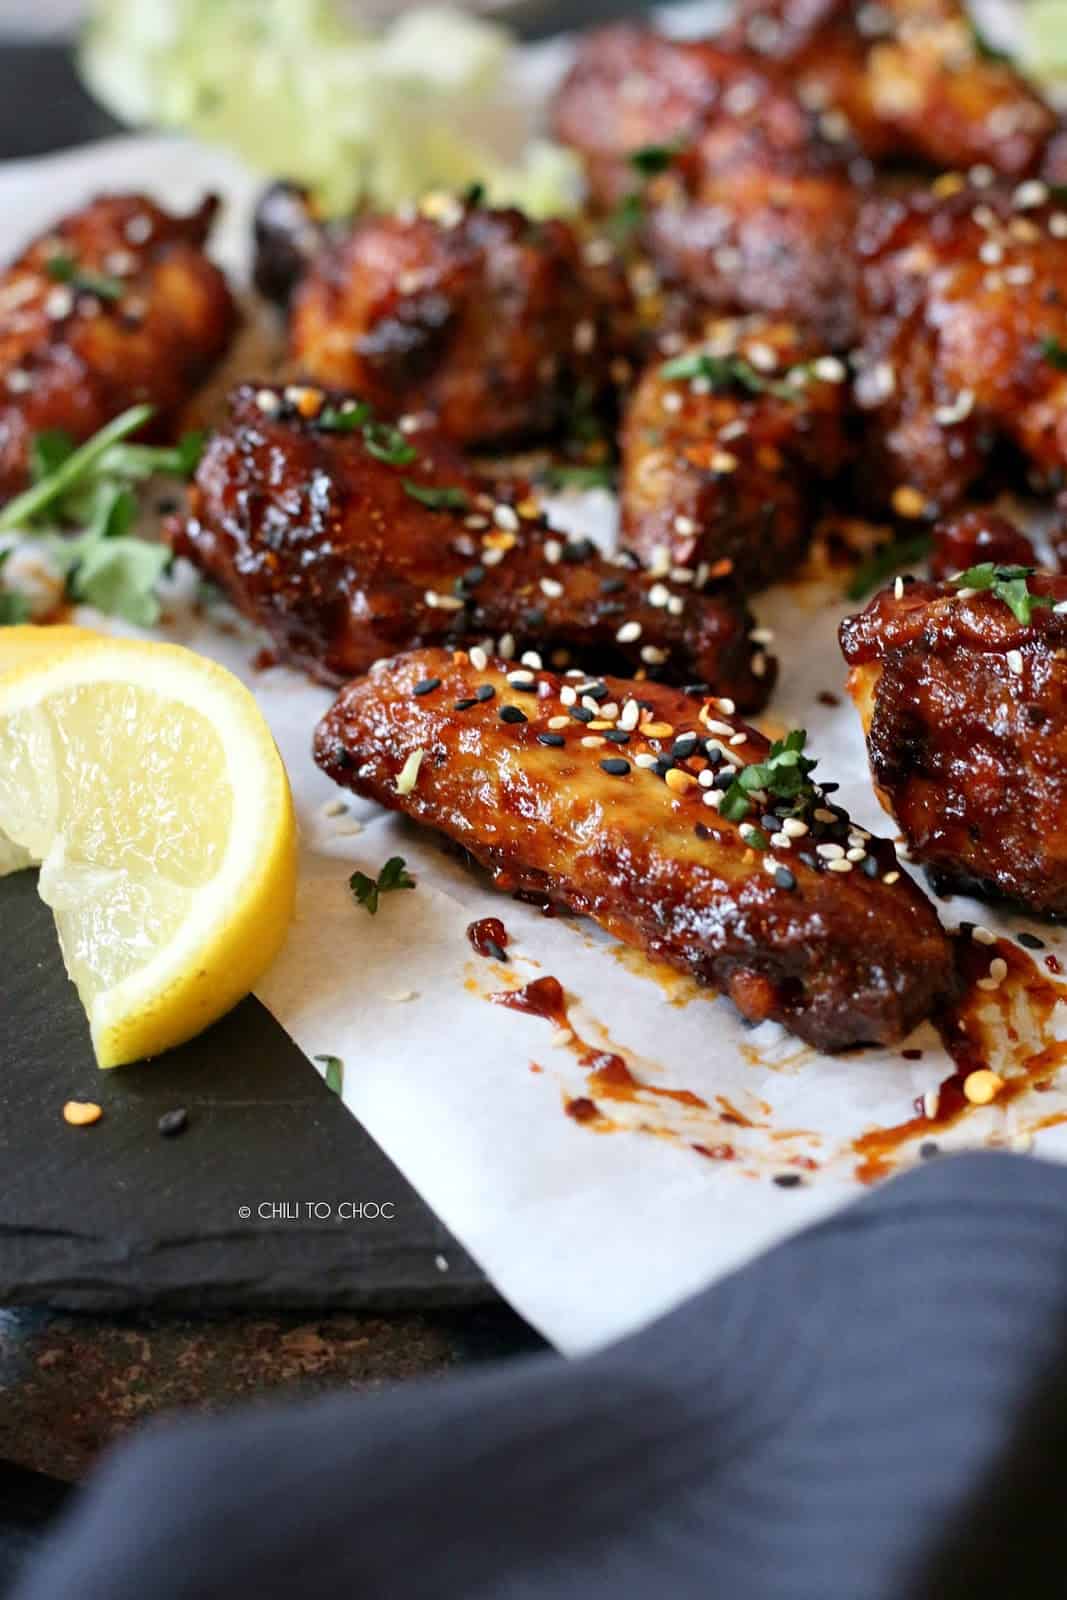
(79, 0), (583, 218)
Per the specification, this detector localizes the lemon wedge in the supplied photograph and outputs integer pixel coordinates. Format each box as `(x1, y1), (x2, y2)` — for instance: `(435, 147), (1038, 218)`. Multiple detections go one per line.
(0, 637), (296, 1067)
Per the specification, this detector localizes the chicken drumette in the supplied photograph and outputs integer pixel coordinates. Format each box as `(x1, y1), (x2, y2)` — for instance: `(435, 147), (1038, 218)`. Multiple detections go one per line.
(620, 317), (853, 591)
(286, 195), (634, 448)
(723, 0), (1059, 180)
(550, 26), (863, 348)
(852, 177), (1067, 518)
(841, 569), (1067, 916)
(172, 382), (774, 707)
(0, 193), (237, 500)
(315, 648), (954, 1051)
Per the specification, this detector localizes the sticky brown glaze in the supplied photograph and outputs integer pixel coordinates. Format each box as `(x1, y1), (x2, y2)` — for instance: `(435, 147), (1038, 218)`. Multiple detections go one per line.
(549, 26), (862, 348)
(841, 573), (1067, 916)
(288, 198), (634, 449)
(619, 317), (852, 591)
(315, 649), (953, 1051)
(853, 178), (1067, 517)
(0, 193), (237, 500)
(928, 507), (1037, 581)
(723, 0), (1058, 178)
(171, 382), (774, 704)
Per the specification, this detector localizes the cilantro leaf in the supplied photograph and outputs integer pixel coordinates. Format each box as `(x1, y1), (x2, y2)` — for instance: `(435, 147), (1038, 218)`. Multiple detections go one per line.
(1041, 334), (1067, 372)
(0, 549), (30, 625)
(68, 536), (171, 626)
(314, 1054), (345, 1095)
(659, 351), (799, 401)
(541, 463), (615, 491)
(46, 252), (124, 302)
(716, 729), (820, 839)
(362, 421), (417, 466)
(845, 533), (933, 600)
(401, 480), (469, 512)
(628, 141), (683, 177)
(317, 401), (372, 433)
(349, 856), (416, 915)
(0, 404), (154, 532)
(953, 562), (1053, 625)
(30, 430), (76, 484)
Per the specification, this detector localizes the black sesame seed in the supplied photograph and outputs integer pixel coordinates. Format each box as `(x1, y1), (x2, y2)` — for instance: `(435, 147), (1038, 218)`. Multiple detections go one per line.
(600, 757), (631, 776)
(773, 1172), (802, 1188)
(454, 697), (477, 711)
(862, 854), (879, 878)
(821, 783), (841, 796)
(774, 867), (797, 890)
(604, 729), (631, 744)
(413, 677), (441, 696)
(919, 1141), (940, 1161)
(672, 733), (698, 758)
(653, 757), (674, 777)
(475, 684), (495, 702)
(694, 822), (713, 840)
(563, 538), (595, 562)
(158, 1108), (188, 1138)
(500, 705), (527, 724)
(761, 813), (779, 832)
(485, 940), (508, 962)
(522, 608), (546, 629)
(797, 851), (817, 869)
(1018, 932), (1045, 950)
(570, 705), (594, 723)
(537, 732), (565, 747)
(508, 678), (540, 694)
(332, 745), (353, 770)
(703, 744), (724, 767)
(463, 565), (486, 587)
(584, 683), (609, 702)
(600, 576), (626, 594)
(683, 682), (710, 698)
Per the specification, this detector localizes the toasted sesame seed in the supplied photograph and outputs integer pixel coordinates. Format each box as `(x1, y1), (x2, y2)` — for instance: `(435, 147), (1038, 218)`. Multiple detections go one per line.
(641, 721), (673, 738)
(664, 768), (696, 794)
(883, 870), (900, 884)
(63, 1100), (102, 1127)
(662, 391), (683, 413)
(551, 1027), (574, 1049)
(1050, 214), (1067, 238)
(711, 451), (739, 474)
(964, 1069), (1003, 1105)
(892, 485), (927, 519)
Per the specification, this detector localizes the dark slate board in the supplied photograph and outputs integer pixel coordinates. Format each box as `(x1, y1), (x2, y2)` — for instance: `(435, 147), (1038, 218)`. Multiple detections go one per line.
(0, 871), (493, 1310)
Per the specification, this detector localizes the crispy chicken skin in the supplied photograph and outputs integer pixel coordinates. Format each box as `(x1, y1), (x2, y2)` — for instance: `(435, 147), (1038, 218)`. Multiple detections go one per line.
(288, 199), (633, 448)
(172, 382), (774, 705)
(853, 179), (1067, 516)
(841, 573), (1067, 916)
(315, 648), (953, 1050)
(550, 26), (862, 348)
(723, 0), (1058, 178)
(620, 318), (852, 590)
(0, 193), (237, 500)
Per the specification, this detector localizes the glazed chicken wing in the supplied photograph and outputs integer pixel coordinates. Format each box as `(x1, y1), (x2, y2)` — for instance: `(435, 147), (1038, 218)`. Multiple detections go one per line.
(0, 193), (237, 500)
(841, 570), (1067, 916)
(620, 317), (853, 591)
(172, 382), (774, 707)
(724, 0), (1058, 178)
(550, 26), (862, 348)
(315, 648), (953, 1051)
(853, 178), (1067, 517)
(287, 197), (634, 448)
(927, 506), (1037, 580)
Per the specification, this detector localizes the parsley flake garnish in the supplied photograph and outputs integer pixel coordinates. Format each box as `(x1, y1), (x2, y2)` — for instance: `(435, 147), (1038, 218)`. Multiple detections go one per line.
(402, 480), (469, 512)
(46, 252), (124, 302)
(314, 1054), (345, 1095)
(1040, 334), (1067, 372)
(628, 141), (684, 177)
(718, 730), (819, 843)
(362, 421), (417, 466)
(845, 532), (933, 600)
(541, 463), (615, 491)
(349, 856), (416, 915)
(317, 401), (373, 433)
(658, 351), (799, 401)
(953, 563), (1053, 625)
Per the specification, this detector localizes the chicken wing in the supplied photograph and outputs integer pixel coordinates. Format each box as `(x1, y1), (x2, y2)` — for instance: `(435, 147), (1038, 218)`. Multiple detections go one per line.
(841, 570), (1067, 916)
(927, 506), (1036, 580)
(287, 196), (634, 448)
(723, 0), (1058, 178)
(315, 647), (953, 1050)
(853, 177), (1067, 517)
(172, 382), (774, 706)
(0, 193), (237, 500)
(550, 26), (863, 348)
(620, 317), (853, 591)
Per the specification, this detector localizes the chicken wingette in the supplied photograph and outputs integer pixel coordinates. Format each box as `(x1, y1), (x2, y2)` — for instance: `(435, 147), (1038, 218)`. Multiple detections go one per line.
(315, 648), (954, 1051)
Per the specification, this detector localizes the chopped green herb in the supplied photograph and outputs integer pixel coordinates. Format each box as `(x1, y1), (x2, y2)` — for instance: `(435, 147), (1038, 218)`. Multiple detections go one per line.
(315, 1054), (345, 1095)
(1040, 334), (1067, 372)
(30, 430), (76, 484)
(45, 252), (124, 302)
(627, 141), (683, 177)
(541, 463), (615, 491)
(970, 22), (1012, 64)
(609, 190), (645, 239)
(401, 480), (469, 511)
(953, 563), (1053, 625)
(845, 533), (933, 601)
(317, 401), (373, 433)
(349, 855), (416, 915)
(718, 729), (820, 840)
(362, 421), (417, 466)
(658, 351), (798, 401)
(0, 404), (153, 533)
(463, 181), (486, 207)
(0, 549), (31, 625)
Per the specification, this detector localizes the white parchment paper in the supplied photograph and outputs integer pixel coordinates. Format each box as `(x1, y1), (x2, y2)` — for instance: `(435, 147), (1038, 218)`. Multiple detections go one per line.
(3, 28), (1067, 1353)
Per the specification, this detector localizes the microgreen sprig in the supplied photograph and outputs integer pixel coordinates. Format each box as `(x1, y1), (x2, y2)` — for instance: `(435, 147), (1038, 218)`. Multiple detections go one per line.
(718, 730), (819, 838)
(953, 563), (1053, 625)
(349, 856), (416, 915)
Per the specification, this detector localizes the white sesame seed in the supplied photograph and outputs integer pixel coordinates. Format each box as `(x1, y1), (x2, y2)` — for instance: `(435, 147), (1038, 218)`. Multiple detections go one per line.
(255, 388), (280, 414)
(464, 514), (489, 530)
(521, 651), (542, 670)
(770, 832), (792, 850)
(493, 504), (519, 532)
(969, 164), (995, 188)
(547, 715), (568, 729)
(469, 646), (488, 671)
(560, 685), (577, 706)
(1014, 179), (1049, 210)
(934, 389), (975, 426)
(574, 319), (596, 353)
(641, 645), (668, 665)
(671, 566), (695, 584)
(582, 695), (601, 714)
(498, 633), (516, 659)
(551, 1027), (574, 1048)
(543, 539), (562, 565)
(482, 547), (505, 567)
(989, 957), (1008, 983)
(923, 1089), (940, 1120)
(827, 858), (853, 873)
(846, 847), (867, 862)
(883, 870), (900, 884)
(1007, 649), (1024, 676)
(747, 341), (778, 372)
(45, 286), (74, 319)
(124, 214), (153, 244)
(1011, 1132), (1033, 1154)
(634, 752), (658, 769)
(662, 391), (683, 413)
(540, 577), (564, 599)
(783, 818), (808, 838)
(979, 239), (1003, 265)
(322, 798), (347, 817)
(716, 697), (736, 715)
(971, 925), (996, 945)
(812, 355), (847, 383)
(508, 670), (536, 687)
(648, 583), (670, 608)
(581, 735), (605, 748)
(673, 515), (697, 536)
(616, 621), (642, 643)
(955, 586), (976, 599)
(619, 700), (640, 731)
(704, 789), (725, 808)
(894, 577), (905, 599)
(817, 842), (845, 860)
(1004, 264), (1034, 286)
(1054, 601), (1067, 615)
(711, 451), (739, 474)
(5, 369), (32, 393)
(1050, 214), (1067, 239)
